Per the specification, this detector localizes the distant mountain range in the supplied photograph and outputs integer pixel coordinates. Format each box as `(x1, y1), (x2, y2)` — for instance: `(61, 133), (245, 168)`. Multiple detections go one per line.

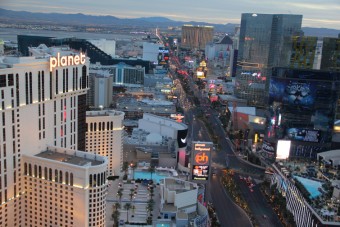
(0, 8), (339, 37)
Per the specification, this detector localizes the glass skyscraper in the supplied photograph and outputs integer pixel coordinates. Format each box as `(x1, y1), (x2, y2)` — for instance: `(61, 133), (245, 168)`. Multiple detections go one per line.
(235, 13), (302, 107)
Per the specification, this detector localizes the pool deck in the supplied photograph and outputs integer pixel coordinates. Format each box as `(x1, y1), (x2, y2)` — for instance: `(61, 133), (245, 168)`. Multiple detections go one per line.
(294, 176), (323, 198)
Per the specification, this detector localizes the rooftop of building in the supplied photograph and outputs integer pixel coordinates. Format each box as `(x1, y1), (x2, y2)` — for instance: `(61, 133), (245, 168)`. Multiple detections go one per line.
(163, 178), (197, 193)
(216, 35), (233, 45)
(36, 149), (104, 166)
(86, 109), (124, 117)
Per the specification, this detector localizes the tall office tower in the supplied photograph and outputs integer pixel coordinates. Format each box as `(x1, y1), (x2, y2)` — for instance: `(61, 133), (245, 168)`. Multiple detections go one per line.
(236, 13), (302, 107)
(320, 37), (340, 72)
(0, 46), (109, 227)
(181, 25), (214, 50)
(88, 73), (113, 109)
(86, 110), (125, 176)
(111, 62), (145, 86)
(279, 36), (323, 69)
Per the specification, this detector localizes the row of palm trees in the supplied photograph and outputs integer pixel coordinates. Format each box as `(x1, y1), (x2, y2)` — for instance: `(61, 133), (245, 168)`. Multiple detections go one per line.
(112, 202), (136, 226)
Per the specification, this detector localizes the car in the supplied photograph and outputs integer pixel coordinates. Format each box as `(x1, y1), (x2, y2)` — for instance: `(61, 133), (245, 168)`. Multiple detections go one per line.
(119, 220), (125, 225)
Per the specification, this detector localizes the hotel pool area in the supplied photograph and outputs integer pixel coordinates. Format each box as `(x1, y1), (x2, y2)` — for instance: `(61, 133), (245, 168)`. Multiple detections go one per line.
(133, 170), (172, 183)
(294, 176), (323, 198)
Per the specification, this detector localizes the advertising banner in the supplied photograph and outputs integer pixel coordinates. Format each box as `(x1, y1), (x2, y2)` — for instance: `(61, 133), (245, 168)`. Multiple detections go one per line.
(191, 142), (213, 181)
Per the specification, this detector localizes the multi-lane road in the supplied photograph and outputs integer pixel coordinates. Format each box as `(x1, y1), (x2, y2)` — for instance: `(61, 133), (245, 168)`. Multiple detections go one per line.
(169, 55), (282, 227)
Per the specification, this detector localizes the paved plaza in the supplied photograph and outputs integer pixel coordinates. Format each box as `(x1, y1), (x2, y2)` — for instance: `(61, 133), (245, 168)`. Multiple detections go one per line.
(106, 178), (161, 226)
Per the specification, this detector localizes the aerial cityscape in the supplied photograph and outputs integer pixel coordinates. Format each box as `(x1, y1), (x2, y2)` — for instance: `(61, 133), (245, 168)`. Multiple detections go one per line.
(0, 1), (340, 227)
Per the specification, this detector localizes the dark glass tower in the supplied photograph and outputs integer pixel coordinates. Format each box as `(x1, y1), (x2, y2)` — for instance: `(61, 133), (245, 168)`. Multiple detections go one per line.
(235, 13), (302, 107)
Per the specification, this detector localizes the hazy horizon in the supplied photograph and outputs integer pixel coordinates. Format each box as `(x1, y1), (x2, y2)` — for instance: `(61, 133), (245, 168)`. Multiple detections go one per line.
(1, 0), (340, 30)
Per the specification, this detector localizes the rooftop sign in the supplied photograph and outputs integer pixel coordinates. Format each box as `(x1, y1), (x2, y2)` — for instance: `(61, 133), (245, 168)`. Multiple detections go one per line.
(50, 52), (86, 72)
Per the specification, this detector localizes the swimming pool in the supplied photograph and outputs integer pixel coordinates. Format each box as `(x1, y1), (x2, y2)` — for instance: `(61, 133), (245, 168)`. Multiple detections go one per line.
(294, 176), (323, 198)
(133, 170), (171, 183)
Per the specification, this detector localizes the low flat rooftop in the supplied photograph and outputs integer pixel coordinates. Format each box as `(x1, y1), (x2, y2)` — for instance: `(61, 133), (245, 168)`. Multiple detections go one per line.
(36, 150), (103, 166)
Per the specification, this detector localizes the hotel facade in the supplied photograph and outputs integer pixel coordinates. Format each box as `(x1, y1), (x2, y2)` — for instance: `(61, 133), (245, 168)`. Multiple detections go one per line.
(0, 46), (108, 227)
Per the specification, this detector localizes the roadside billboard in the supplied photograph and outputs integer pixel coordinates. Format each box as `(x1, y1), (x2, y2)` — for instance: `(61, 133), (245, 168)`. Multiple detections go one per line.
(276, 140), (291, 160)
(191, 141), (213, 181)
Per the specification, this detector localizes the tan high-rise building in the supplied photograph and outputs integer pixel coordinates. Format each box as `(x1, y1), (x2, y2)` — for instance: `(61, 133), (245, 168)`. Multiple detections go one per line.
(181, 25), (214, 50)
(0, 46), (108, 227)
(86, 110), (125, 176)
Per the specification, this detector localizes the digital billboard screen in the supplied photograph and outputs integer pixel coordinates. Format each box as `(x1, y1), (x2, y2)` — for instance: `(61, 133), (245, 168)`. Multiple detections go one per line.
(276, 140), (291, 160)
(191, 142), (213, 182)
(286, 128), (321, 143)
(269, 78), (316, 109)
(268, 68), (338, 145)
(177, 129), (188, 148)
(158, 47), (169, 65)
(192, 165), (209, 180)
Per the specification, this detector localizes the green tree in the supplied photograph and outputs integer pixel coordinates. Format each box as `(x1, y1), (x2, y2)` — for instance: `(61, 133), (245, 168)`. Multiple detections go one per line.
(124, 203), (132, 223)
(113, 202), (121, 211)
(129, 188), (135, 201)
(117, 188), (123, 202)
(111, 210), (120, 227)
(148, 186), (154, 200)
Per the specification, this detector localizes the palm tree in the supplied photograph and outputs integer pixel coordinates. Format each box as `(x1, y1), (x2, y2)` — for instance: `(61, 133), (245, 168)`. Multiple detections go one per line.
(124, 203), (132, 223)
(148, 186), (154, 200)
(113, 202), (121, 211)
(112, 210), (120, 227)
(117, 188), (123, 202)
(148, 165), (156, 180)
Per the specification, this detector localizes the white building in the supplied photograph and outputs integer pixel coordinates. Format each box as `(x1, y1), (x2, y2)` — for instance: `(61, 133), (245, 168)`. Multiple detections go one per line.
(89, 39), (116, 57)
(159, 178), (209, 227)
(23, 146), (108, 227)
(205, 35), (233, 66)
(142, 42), (162, 63)
(0, 46), (109, 227)
(86, 110), (125, 176)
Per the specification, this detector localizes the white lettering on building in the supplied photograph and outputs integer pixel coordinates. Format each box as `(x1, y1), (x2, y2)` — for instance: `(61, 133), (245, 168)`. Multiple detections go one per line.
(50, 52), (86, 72)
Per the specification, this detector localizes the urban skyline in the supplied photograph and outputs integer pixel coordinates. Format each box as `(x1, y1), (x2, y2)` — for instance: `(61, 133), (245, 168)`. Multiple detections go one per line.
(2, 0), (340, 29)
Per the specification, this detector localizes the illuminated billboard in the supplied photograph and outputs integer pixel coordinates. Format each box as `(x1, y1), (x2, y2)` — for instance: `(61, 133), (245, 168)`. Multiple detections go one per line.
(191, 142), (213, 181)
(262, 140), (276, 159)
(192, 165), (209, 181)
(286, 128), (321, 143)
(276, 140), (291, 160)
(158, 47), (170, 65)
(268, 68), (339, 146)
(197, 71), (205, 79)
(177, 129), (188, 148)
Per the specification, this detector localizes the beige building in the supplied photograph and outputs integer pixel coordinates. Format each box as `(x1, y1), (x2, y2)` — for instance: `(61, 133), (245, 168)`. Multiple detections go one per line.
(86, 110), (125, 176)
(23, 146), (108, 227)
(181, 25), (214, 50)
(0, 46), (109, 227)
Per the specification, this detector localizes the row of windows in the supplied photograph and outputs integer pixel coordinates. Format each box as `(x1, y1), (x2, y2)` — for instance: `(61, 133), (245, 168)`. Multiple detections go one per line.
(86, 122), (116, 132)
(24, 163), (74, 186)
(89, 172), (106, 188)
(54, 66), (87, 95)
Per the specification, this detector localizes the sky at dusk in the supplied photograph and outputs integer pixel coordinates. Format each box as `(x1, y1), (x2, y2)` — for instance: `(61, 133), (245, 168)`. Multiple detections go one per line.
(2, 0), (340, 29)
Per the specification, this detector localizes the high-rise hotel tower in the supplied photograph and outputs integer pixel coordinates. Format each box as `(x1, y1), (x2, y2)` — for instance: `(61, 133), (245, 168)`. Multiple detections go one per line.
(0, 45), (108, 227)
(236, 13), (302, 107)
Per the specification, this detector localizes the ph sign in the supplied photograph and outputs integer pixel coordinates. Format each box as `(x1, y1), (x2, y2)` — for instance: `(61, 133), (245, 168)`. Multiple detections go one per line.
(195, 152), (209, 165)
(50, 52), (86, 72)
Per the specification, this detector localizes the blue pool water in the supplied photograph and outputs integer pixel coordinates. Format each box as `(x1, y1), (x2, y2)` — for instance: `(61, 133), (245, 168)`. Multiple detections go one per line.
(134, 170), (171, 183)
(294, 176), (323, 198)
(156, 224), (170, 227)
